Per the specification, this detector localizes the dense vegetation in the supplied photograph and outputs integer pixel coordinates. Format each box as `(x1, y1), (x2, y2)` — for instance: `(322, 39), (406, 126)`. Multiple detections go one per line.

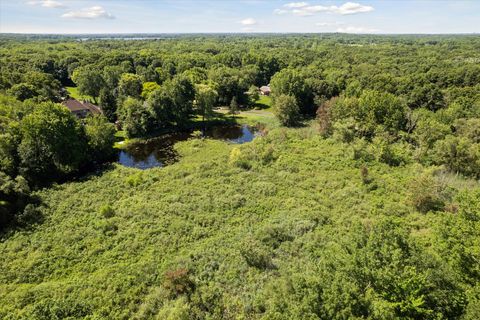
(0, 34), (479, 319)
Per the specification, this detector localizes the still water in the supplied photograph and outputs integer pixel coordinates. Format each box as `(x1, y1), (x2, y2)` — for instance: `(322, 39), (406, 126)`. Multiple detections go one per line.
(118, 124), (258, 169)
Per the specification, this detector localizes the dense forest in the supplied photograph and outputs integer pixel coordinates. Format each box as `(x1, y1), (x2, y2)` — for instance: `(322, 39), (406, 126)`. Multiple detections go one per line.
(0, 34), (480, 319)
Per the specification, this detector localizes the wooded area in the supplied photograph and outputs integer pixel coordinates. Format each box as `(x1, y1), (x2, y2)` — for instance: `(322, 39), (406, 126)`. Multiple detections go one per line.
(0, 34), (479, 319)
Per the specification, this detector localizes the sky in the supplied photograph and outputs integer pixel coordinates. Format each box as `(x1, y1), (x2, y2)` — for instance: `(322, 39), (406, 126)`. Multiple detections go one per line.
(0, 0), (479, 34)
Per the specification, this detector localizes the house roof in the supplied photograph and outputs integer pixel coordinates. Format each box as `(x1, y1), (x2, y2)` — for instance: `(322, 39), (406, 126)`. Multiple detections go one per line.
(63, 99), (102, 114)
(260, 86), (271, 92)
(63, 99), (89, 112)
(83, 101), (102, 114)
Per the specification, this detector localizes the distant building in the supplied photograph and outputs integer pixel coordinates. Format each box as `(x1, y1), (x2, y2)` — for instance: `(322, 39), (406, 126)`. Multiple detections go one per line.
(63, 99), (102, 118)
(260, 85), (271, 96)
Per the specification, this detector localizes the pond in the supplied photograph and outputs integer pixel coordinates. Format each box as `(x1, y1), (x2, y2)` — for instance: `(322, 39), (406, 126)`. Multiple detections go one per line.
(118, 124), (259, 169)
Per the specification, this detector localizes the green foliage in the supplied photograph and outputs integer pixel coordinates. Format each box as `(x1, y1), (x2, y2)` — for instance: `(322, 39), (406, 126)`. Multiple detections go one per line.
(195, 84), (218, 121)
(84, 115), (116, 162)
(18, 102), (87, 184)
(356, 90), (407, 138)
(141, 81), (161, 99)
(117, 97), (152, 137)
(229, 96), (238, 116)
(7, 83), (37, 101)
(118, 73), (143, 98)
(71, 65), (104, 101)
(408, 170), (451, 213)
(0, 127), (478, 318)
(0, 34), (480, 319)
(270, 68), (312, 115)
(98, 204), (115, 218)
(434, 135), (480, 178)
(162, 268), (195, 299)
(99, 87), (117, 122)
(208, 66), (249, 106)
(408, 83), (445, 111)
(273, 94), (300, 127)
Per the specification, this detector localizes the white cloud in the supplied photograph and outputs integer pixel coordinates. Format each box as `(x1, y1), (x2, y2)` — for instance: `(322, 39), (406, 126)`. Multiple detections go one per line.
(315, 21), (344, 27)
(335, 2), (374, 15)
(284, 2), (309, 9)
(240, 18), (257, 26)
(336, 25), (379, 33)
(274, 9), (288, 15)
(277, 2), (374, 17)
(27, 0), (65, 9)
(62, 6), (115, 19)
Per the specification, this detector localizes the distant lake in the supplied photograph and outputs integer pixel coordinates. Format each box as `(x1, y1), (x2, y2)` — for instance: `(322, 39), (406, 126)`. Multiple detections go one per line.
(118, 124), (258, 169)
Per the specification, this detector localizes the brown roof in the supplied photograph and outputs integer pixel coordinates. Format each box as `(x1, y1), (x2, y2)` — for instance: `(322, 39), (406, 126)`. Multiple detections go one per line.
(83, 101), (102, 115)
(63, 99), (89, 112)
(63, 99), (102, 114)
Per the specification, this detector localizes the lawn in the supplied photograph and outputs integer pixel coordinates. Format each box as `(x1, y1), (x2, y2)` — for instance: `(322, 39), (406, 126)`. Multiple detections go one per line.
(66, 86), (93, 101)
(253, 95), (272, 110)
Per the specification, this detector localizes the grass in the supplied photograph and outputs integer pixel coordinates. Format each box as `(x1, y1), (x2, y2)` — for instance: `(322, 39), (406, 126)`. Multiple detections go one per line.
(253, 95), (272, 111)
(1, 122), (478, 319)
(254, 95), (272, 111)
(65, 86), (93, 101)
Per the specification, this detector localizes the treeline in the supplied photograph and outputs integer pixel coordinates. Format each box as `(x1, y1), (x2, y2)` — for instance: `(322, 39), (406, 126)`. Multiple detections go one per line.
(0, 95), (115, 228)
(1, 34), (480, 223)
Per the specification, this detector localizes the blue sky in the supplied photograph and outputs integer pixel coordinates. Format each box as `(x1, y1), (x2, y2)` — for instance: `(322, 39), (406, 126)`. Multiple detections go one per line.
(1, 1), (479, 34)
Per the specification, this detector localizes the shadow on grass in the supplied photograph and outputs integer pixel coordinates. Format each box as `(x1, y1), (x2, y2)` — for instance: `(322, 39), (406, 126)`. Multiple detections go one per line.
(251, 102), (271, 110)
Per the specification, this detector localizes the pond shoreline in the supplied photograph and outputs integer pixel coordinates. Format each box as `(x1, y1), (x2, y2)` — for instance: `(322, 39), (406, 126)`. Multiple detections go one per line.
(117, 123), (261, 169)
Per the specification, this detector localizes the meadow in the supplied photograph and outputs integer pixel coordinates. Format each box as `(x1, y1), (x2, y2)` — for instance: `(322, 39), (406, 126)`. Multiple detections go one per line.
(1, 122), (479, 319)
(1, 34), (480, 319)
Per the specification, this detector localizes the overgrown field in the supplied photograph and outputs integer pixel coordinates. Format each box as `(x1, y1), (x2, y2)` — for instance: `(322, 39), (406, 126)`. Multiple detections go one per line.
(1, 126), (479, 319)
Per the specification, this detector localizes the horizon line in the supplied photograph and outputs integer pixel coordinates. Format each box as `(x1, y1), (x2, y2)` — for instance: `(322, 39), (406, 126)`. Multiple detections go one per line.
(1, 32), (479, 36)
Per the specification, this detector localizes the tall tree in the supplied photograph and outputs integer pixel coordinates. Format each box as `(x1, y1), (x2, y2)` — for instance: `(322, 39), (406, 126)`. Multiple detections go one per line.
(195, 84), (218, 124)
(71, 66), (105, 103)
(118, 73), (143, 99)
(273, 94), (300, 127)
(18, 102), (87, 185)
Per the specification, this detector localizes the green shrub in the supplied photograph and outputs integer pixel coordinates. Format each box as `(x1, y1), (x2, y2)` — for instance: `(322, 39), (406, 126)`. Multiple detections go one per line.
(408, 171), (451, 213)
(99, 204), (115, 218)
(228, 147), (251, 169)
(240, 237), (274, 270)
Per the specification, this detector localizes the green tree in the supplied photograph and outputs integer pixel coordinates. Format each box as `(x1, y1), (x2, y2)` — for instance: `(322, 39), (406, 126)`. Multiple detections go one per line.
(229, 97), (238, 117)
(23, 71), (61, 102)
(99, 88), (117, 122)
(18, 102), (87, 185)
(408, 84), (445, 111)
(71, 66), (105, 103)
(147, 88), (176, 128)
(270, 68), (312, 115)
(273, 94), (300, 127)
(117, 97), (152, 137)
(0, 172), (30, 228)
(195, 84), (218, 123)
(163, 75), (195, 123)
(141, 82), (161, 100)
(7, 83), (37, 101)
(118, 73), (143, 98)
(356, 90), (407, 137)
(84, 115), (116, 163)
(247, 85), (260, 106)
(208, 66), (248, 106)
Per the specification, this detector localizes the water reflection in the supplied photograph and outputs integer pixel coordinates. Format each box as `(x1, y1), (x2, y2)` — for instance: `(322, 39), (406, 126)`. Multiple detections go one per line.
(118, 124), (257, 169)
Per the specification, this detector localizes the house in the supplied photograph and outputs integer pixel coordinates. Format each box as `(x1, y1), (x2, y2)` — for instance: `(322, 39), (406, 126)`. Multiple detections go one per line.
(63, 99), (102, 118)
(260, 85), (271, 96)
